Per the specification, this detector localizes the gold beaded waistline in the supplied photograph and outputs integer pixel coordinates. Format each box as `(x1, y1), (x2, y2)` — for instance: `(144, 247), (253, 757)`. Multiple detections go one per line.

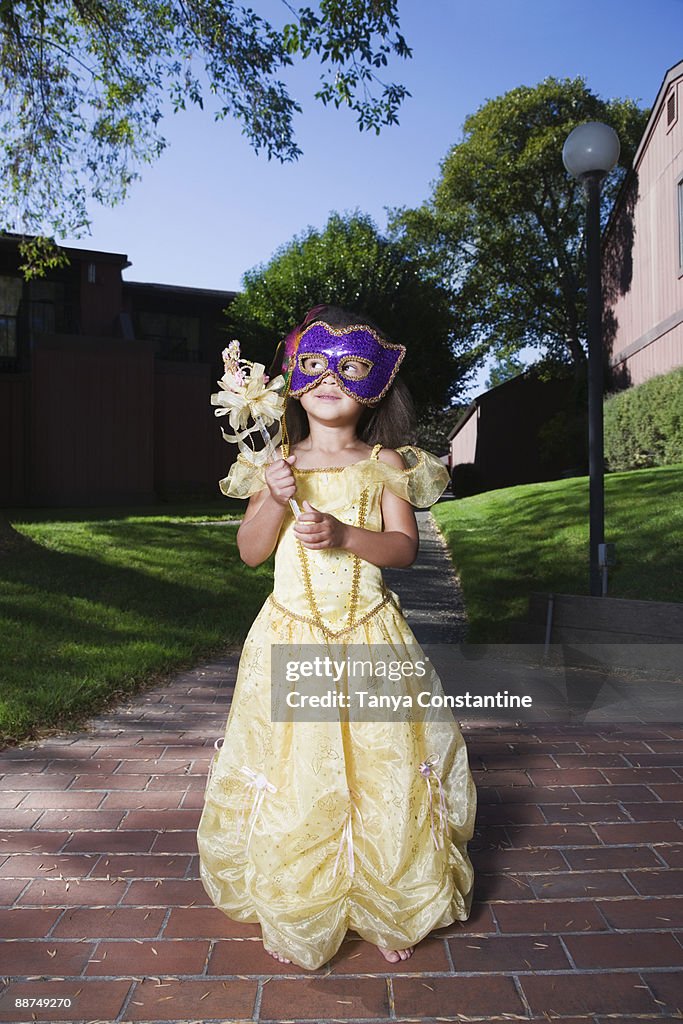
(268, 591), (393, 640)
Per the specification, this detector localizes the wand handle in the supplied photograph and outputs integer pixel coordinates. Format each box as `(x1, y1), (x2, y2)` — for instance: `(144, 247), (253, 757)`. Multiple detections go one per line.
(254, 413), (301, 518)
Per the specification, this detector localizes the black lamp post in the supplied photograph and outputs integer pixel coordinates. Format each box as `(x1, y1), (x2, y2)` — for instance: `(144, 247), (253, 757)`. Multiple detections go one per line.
(562, 122), (620, 597)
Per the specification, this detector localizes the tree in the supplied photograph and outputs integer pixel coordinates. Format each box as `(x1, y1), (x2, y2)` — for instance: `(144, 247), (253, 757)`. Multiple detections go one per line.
(413, 402), (469, 456)
(0, 0), (411, 276)
(224, 211), (479, 412)
(485, 353), (526, 390)
(389, 77), (649, 378)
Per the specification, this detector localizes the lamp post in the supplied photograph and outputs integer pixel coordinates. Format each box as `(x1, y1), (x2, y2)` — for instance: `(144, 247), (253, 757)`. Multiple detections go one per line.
(562, 122), (620, 597)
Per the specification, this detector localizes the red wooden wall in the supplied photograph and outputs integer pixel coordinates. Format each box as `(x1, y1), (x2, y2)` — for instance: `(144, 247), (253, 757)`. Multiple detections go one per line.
(0, 374), (29, 506)
(604, 68), (683, 388)
(0, 338), (233, 508)
(29, 336), (156, 505)
(154, 360), (231, 501)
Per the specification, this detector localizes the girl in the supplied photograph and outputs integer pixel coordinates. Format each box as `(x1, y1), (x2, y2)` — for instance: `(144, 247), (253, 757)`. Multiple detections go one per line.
(197, 305), (477, 970)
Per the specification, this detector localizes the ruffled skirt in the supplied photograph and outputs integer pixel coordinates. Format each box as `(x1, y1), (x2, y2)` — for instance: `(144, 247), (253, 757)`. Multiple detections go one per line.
(197, 590), (477, 970)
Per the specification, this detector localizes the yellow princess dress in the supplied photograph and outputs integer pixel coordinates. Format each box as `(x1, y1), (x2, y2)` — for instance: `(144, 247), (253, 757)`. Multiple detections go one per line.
(197, 443), (477, 970)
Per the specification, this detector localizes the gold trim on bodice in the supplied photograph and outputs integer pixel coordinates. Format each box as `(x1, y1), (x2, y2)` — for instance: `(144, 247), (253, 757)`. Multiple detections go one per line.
(275, 443), (384, 640)
(268, 590), (392, 639)
(296, 484), (369, 634)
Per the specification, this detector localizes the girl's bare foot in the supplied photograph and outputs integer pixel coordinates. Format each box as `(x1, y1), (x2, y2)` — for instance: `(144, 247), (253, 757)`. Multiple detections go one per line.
(377, 944), (414, 962)
(265, 947), (291, 964)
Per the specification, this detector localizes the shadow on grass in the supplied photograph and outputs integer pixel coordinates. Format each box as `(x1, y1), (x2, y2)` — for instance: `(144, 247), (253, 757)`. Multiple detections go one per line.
(0, 515), (272, 743)
(3, 498), (243, 525)
(434, 466), (683, 642)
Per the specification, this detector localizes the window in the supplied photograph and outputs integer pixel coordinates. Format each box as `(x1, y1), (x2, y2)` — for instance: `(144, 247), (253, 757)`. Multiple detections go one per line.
(679, 179), (683, 271)
(28, 280), (66, 336)
(0, 276), (23, 358)
(136, 311), (201, 361)
(667, 89), (677, 127)
(87, 262), (97, 284)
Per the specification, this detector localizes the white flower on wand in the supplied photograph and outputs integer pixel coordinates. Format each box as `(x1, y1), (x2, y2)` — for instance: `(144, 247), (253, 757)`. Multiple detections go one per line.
(211, 339), (300, 514)
(212, 340), (285, 453)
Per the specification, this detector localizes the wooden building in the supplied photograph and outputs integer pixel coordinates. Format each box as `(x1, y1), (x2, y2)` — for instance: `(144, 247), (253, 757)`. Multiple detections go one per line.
(603, 59), (683, 389)
(0, 235), (236, 507)
(448, 60), (683, 496)
(446, 366), (581, 497)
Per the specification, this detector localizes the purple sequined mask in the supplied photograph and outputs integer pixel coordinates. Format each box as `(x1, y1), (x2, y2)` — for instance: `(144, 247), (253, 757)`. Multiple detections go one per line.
(287, 322), (406, 406)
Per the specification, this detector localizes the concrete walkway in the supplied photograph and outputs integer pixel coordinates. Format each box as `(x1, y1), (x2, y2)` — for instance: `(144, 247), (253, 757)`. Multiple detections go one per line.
(383, 511), (470, 645)
(0, 512), (682, 1023)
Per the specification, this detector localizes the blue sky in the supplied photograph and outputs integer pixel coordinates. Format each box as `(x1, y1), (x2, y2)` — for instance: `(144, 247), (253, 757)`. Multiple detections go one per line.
(60, 0), (682, 398)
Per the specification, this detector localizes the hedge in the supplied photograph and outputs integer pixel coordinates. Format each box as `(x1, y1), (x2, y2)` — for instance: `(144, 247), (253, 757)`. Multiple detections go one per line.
(604, 366), (683, 471)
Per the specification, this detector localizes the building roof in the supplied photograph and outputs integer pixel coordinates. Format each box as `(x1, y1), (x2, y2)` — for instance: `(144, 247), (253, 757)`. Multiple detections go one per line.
(0, 231), (131, 267)
(447, 366), (534, 440)
(0, 232), (239, 300)
(630, 59), (682, 173)
(447, 400), (477, 440)
(604, 59), (683, 241)
(122, 280), (237, 302)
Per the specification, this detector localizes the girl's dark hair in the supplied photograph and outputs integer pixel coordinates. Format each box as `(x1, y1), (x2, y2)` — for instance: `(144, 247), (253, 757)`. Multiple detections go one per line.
(268, 305), (417, 449)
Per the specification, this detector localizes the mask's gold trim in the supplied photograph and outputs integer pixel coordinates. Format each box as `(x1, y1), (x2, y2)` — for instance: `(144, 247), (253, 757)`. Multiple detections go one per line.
(337, 355), (374, 380)
(298, 352), (374, 382)
(288, 321), (406, 406)
(299, 320), (405, 353)
(297, 351), (329, 375)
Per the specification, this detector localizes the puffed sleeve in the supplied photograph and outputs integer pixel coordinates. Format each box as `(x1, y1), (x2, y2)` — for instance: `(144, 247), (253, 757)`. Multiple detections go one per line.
(218, 453), (268, 499)
(370, 445), (450, 507)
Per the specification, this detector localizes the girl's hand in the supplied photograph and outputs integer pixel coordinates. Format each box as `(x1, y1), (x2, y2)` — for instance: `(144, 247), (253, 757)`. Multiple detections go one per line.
(294, 500), (348, 549)
(265, 454), (297, 506)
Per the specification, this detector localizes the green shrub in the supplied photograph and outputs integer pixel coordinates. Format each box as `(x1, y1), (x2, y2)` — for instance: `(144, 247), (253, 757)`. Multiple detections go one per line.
(604, 367), (683, 471)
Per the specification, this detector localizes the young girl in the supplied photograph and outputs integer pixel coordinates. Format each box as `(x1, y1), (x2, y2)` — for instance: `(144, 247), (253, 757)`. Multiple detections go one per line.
(197, 306), (477, 970)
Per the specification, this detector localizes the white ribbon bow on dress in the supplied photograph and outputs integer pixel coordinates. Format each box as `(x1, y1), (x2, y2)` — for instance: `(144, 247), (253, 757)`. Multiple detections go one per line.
(419, 753), (449, 850)
(332, 789), (366, 878)
(234, 766), (278, 851)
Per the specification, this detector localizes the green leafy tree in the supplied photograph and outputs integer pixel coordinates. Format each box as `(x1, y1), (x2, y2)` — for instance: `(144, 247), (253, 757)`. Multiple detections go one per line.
(485, 353), (526, 390)
(390, 77), (649, 377)
(225, 211), (478, 412)
(0, 0), (411, 276)
(413, 402), (469, 456)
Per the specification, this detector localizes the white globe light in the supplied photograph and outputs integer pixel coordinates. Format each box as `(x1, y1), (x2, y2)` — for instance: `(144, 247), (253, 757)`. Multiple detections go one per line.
(562, 122), (621, 179)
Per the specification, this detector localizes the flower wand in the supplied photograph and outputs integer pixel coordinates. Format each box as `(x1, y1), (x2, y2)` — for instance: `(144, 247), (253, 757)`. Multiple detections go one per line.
(211, 340), (301, 516)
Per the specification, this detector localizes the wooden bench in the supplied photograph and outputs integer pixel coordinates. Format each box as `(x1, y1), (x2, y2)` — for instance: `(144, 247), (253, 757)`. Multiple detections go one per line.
(514, 591), (682, 678)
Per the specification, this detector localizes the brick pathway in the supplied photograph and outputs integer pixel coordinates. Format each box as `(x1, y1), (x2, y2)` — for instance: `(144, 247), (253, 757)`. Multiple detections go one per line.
(1, 514), (682, 1022)
(2, 702), (682, 1023)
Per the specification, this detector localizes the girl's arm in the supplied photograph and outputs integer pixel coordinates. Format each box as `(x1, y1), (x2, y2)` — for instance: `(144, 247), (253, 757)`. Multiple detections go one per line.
(294, 448), (419, 569)
(235, 450), (297, 566)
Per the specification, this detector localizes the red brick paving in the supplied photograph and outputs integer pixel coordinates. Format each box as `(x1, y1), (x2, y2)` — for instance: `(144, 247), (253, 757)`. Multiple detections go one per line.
(0, 651), (681, 1023)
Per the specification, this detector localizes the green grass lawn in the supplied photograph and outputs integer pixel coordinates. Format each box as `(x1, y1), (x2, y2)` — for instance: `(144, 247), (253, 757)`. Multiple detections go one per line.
(2, 464), (681, 743)
(432, 463), (683, 642)
(0, 500), (273, 744)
